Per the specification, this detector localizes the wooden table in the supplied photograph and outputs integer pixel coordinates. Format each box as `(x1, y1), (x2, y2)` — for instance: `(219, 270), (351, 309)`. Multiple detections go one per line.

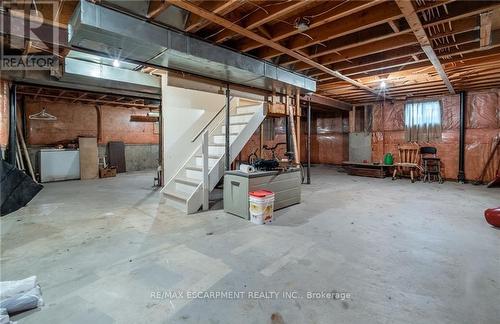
(342, 161), (394, 178)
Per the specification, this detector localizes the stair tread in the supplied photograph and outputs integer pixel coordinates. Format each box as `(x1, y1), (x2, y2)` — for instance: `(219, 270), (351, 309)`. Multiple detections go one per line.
(237, 101), (261, 106)
(231, 112), (254, 117)
(226, 122), (248, 126)
(195, 154), (221, 159)
(186, 166), (202, 171)
(165, 190), (189, 201)
(214, 133), (238, 137)
(175, 177), (200, 186)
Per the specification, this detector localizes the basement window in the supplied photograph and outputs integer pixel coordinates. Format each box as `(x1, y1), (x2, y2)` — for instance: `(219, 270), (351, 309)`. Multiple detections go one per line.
(262, 118), (276, 141)
(353, 105), (372, 132)
(404, 100), (442, 142)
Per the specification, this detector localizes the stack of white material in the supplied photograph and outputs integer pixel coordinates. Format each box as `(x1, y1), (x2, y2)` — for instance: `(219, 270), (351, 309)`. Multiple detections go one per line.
(239, 164), (255, 173)
(0, 276), (43, 322)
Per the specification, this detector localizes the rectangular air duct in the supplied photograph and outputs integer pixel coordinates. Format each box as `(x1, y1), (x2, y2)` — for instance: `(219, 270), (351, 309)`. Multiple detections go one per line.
(68, 1), (316, 93)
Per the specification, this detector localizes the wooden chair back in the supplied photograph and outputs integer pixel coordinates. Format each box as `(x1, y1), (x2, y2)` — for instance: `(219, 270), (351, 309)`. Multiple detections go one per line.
(397, 144), (420, 164)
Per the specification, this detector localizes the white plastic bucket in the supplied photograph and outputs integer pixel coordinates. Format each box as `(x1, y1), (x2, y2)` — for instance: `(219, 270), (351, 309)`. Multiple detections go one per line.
(249, 190), (275, 225)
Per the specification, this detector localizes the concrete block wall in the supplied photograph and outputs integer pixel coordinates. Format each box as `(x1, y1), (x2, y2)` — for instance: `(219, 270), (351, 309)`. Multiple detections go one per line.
(348, 133), (371, 162)
(98, 144), (159, 171)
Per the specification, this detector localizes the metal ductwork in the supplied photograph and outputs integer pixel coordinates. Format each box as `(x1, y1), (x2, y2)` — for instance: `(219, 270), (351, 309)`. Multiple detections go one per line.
(68, 1), (316, 93)
(62, 53), (161, 95)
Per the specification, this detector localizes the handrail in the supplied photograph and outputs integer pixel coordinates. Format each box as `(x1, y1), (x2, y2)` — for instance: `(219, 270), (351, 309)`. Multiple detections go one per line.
(191, 96), (233, 143)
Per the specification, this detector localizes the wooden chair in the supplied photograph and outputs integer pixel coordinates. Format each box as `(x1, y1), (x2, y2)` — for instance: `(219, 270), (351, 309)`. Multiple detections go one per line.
(392, 144), (421, 183)
(420, 146), (443, 183)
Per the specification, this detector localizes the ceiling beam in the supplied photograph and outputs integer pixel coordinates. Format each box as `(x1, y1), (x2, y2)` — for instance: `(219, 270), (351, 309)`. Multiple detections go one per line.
(254, 0), (453, 60)
(257, 1), (404, 60)
(388, 20), (400, 33)
(18, 90), (159, 108)
(293, 33), (418, 72)
(301, 94), (351, 111)
(396, 0), (455, 94)
(185, 0), (243, 33)
(318, 47), (500, 93)
(281, 15), (478, 70)
(419, 1), (500, 28)
(309, 31), (480, 78)
(280, 24), (405, 67)
(166, 0), (390, 99)
(147, 0), (171, 19)
(480, 11), (493, 47)
(212, 0), (313, 44)
(237, 0), (384, 53)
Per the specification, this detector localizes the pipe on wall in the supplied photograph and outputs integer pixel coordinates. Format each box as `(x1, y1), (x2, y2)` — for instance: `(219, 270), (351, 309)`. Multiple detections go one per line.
(457, 91), (466, 183)
(7, 84), (17, 165)
(306, 98), (311, 184)
(225, 84), (231, 171)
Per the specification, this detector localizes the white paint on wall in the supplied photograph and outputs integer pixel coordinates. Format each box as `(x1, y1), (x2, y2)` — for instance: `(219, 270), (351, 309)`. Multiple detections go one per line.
(161, 73), (226, 185)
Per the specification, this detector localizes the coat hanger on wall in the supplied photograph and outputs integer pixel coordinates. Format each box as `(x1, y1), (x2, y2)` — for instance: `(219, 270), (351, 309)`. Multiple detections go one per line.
(29, 108), (57, 121)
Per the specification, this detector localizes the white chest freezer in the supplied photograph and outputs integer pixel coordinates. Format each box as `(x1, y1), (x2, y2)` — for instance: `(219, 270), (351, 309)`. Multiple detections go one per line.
(38, 149), (80, 182)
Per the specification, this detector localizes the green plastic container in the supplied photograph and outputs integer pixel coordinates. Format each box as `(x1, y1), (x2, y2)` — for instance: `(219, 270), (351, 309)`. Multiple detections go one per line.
(384, 153), (394, 165)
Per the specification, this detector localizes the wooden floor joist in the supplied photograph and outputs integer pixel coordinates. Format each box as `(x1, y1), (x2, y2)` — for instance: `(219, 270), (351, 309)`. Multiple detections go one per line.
(480, 11), (493, 47)
(8, 0), (500, 105)
(166, 0), (391, 100)
(395, 0), (455, 94)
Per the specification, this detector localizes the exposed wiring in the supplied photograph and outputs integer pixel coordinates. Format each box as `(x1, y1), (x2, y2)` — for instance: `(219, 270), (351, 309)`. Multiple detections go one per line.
(298, 32), (314, 41)
(205, 0), (291, 40)
(32, 0), (38, 15)
(303, 0), (348, 19)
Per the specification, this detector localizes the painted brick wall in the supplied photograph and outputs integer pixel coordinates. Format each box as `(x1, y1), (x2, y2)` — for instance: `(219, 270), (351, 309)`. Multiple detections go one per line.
(24, 98), (159, 145)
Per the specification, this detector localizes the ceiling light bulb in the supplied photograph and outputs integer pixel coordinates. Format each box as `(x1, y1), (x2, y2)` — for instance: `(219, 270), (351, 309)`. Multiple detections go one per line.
(113, 59), (120, 67)
(380, 80), (386, 88)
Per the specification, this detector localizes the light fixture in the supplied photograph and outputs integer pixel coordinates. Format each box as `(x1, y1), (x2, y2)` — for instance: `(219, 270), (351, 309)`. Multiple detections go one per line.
(112, 59), (120, 67)
(294, 17), (311, 32)
(380, 80), (386, 89)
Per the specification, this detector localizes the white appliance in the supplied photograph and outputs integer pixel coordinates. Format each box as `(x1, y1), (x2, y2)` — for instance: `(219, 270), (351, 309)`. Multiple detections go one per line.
(38, 149), (80, 182)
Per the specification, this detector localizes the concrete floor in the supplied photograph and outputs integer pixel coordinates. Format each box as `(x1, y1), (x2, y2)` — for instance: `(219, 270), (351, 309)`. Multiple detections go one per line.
(1, 165), (499, 324)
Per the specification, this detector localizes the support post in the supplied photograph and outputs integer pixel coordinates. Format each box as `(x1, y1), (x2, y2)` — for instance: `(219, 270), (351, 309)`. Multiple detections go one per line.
(7, 84), (16, 165)
(159, 71), (168, 190)
(295, 90), (301, 164)
(288, 105), (299, 165)
(225, 84), (231, 171)
(259, 124), (264, 158)
(202, 130), (209, 211)
(306, 98), (311, 184)
(458, 91), (466, 183)
(285, 95), (291, 153)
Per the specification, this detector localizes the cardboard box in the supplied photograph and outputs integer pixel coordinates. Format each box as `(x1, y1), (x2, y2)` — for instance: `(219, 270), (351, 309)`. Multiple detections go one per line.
(99, 167), (117, 178)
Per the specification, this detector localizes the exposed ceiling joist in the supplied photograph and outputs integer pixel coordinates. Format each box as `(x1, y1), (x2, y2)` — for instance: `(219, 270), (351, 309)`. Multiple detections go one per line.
(301, 94), (351, 111)
(310, 30), (481, 80)
(294, 33), (418, 72)
(147, 0), (171, 19)
(185, 0), (243, 33)
(258, 1), (404, 60)
(280, 24), (409, 67)
(212, 0), (313, 44)
(396, 0), (455, 94)
(388, 20), (401, 33)
(166, 0), (390, 99)
(480, 11), (493, 47)
(237, 0), (384, 53)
